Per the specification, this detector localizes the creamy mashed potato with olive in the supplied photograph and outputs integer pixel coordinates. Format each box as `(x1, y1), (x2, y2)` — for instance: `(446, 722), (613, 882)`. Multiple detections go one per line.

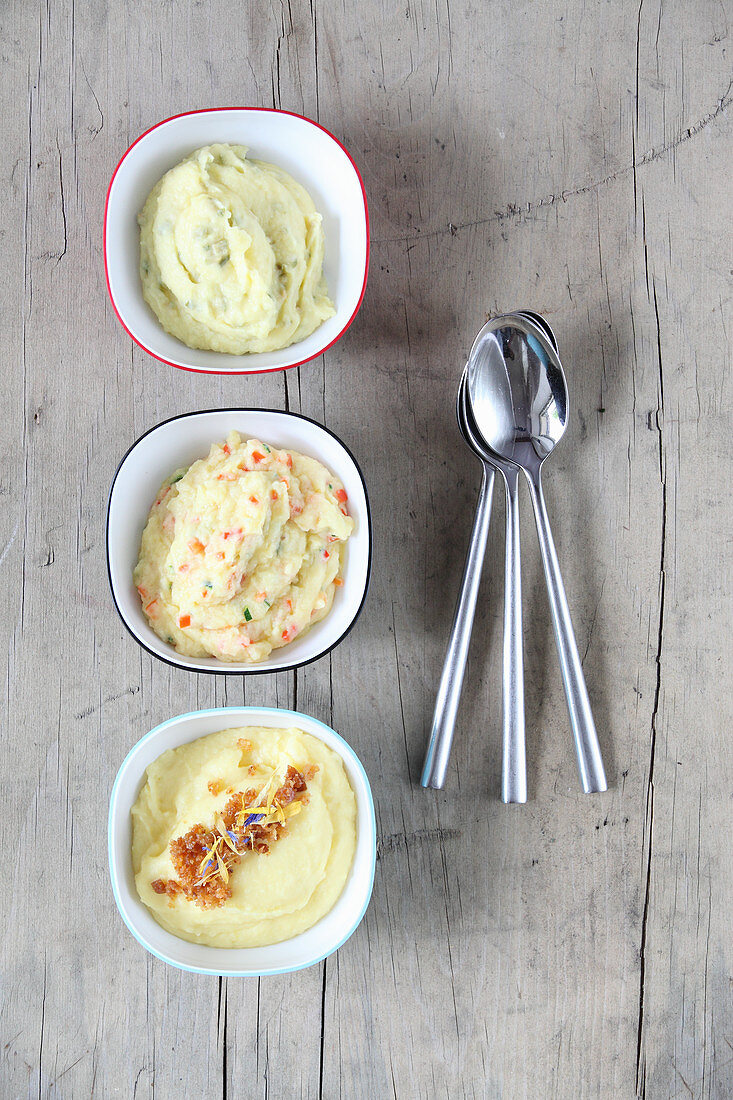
(138, 143), (335, 354)
(133, 431), (353, 662)
(132, 726), (358, 948)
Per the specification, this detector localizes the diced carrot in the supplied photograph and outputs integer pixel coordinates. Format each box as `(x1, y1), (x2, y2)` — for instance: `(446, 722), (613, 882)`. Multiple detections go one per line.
(223, 443), (230, 455)
(255, 591), (267, 601)
(189, 538), (205, 554)
(179, 614), (191, 628)
(215, 551), (225, 561)
(249, 495), (259, 505)
(333, 577), (344, 587)
(252, 451), (265, 463)
(144, 599), (159, 616)
(286, 599), (293, 613)
(136, 585), (149, 600)
(323, 550), (330, 559)
(270, 489), (279, 501)
(335, 488), (348, 503)
(285, 453), (293, 468)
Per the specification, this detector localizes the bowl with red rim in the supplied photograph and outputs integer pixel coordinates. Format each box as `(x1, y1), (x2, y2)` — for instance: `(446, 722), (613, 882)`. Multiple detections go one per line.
(104, 108), (369, 375)
(108, 705), (377, 976)
(106, 408), (371, 674)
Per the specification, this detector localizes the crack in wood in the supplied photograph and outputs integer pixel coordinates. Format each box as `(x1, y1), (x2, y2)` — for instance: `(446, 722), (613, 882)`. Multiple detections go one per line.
(373, 76), (733, 248)
(377, 826), (461, 857)
(636, 278), (668, 1095)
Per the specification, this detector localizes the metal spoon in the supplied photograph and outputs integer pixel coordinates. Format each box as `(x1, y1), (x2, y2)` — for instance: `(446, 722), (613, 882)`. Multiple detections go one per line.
(420, 358), (497, 790)
(466, 314), (607, 794)
(458, 374), (526, 803)
(458, 311), (557, 801)
(515, 310), (558, 354)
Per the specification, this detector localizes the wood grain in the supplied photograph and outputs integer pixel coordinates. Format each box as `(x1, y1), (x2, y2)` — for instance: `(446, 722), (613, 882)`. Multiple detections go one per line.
(1, 0), (731, 1096)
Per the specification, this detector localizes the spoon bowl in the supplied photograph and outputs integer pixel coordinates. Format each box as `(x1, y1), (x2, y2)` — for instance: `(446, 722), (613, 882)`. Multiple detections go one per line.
(467, 314), (568, 471)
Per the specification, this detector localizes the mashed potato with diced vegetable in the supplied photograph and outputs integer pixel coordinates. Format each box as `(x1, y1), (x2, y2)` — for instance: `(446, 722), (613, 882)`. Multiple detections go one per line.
(133, 431), (353, 662)
(138, 144), (335, 354)
(132, 726), (357, 948)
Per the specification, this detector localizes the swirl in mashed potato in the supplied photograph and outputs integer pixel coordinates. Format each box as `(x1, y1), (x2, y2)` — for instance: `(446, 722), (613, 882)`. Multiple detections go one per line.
(133, 431), (353, 662)
(138, 143), (335, 354)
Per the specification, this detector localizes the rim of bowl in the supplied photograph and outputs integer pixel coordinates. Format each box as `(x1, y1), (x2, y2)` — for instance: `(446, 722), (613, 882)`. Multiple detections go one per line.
(103, 107), (370, 375)
(106, 407), (373, 675)
(108, 705), (377, 976)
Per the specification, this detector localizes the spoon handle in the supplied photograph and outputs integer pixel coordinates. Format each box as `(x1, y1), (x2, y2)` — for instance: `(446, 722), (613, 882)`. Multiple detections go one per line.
(421, 465), (495, 789)
(502, 466), (527, 803)
(525, 468), (608, 794)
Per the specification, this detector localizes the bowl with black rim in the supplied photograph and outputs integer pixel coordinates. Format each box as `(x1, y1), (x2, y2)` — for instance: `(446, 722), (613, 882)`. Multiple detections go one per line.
(107, 408), (371, 674)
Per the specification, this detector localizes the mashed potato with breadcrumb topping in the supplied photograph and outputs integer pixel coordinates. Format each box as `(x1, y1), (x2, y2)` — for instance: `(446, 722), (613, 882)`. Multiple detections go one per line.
(132, 726), (357, 948)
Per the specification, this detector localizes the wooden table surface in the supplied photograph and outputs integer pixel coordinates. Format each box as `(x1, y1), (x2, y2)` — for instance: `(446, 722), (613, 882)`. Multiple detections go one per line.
(2, 1), (731, 1097)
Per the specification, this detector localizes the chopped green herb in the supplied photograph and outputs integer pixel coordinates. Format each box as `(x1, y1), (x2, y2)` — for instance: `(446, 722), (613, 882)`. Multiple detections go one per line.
(263, 444), (271, 453)
(171, 472), (185, 483)
(264, 600), (271, 608)
(167, 635), (175, 644)
(204, 581), (213, 589)
(243, 607), (252, 622)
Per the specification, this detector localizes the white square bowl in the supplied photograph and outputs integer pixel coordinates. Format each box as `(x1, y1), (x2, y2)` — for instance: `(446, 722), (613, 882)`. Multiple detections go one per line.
(104, 108), (369, 374)
(107, 408), (371, 673)
(108, 706), (377, 976)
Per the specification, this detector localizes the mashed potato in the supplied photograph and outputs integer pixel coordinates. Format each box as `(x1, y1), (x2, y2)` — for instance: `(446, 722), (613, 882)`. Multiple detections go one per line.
(132, 726), (357, 948)
(138, 143), (335, 354)
(133, 431), (354, 662)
